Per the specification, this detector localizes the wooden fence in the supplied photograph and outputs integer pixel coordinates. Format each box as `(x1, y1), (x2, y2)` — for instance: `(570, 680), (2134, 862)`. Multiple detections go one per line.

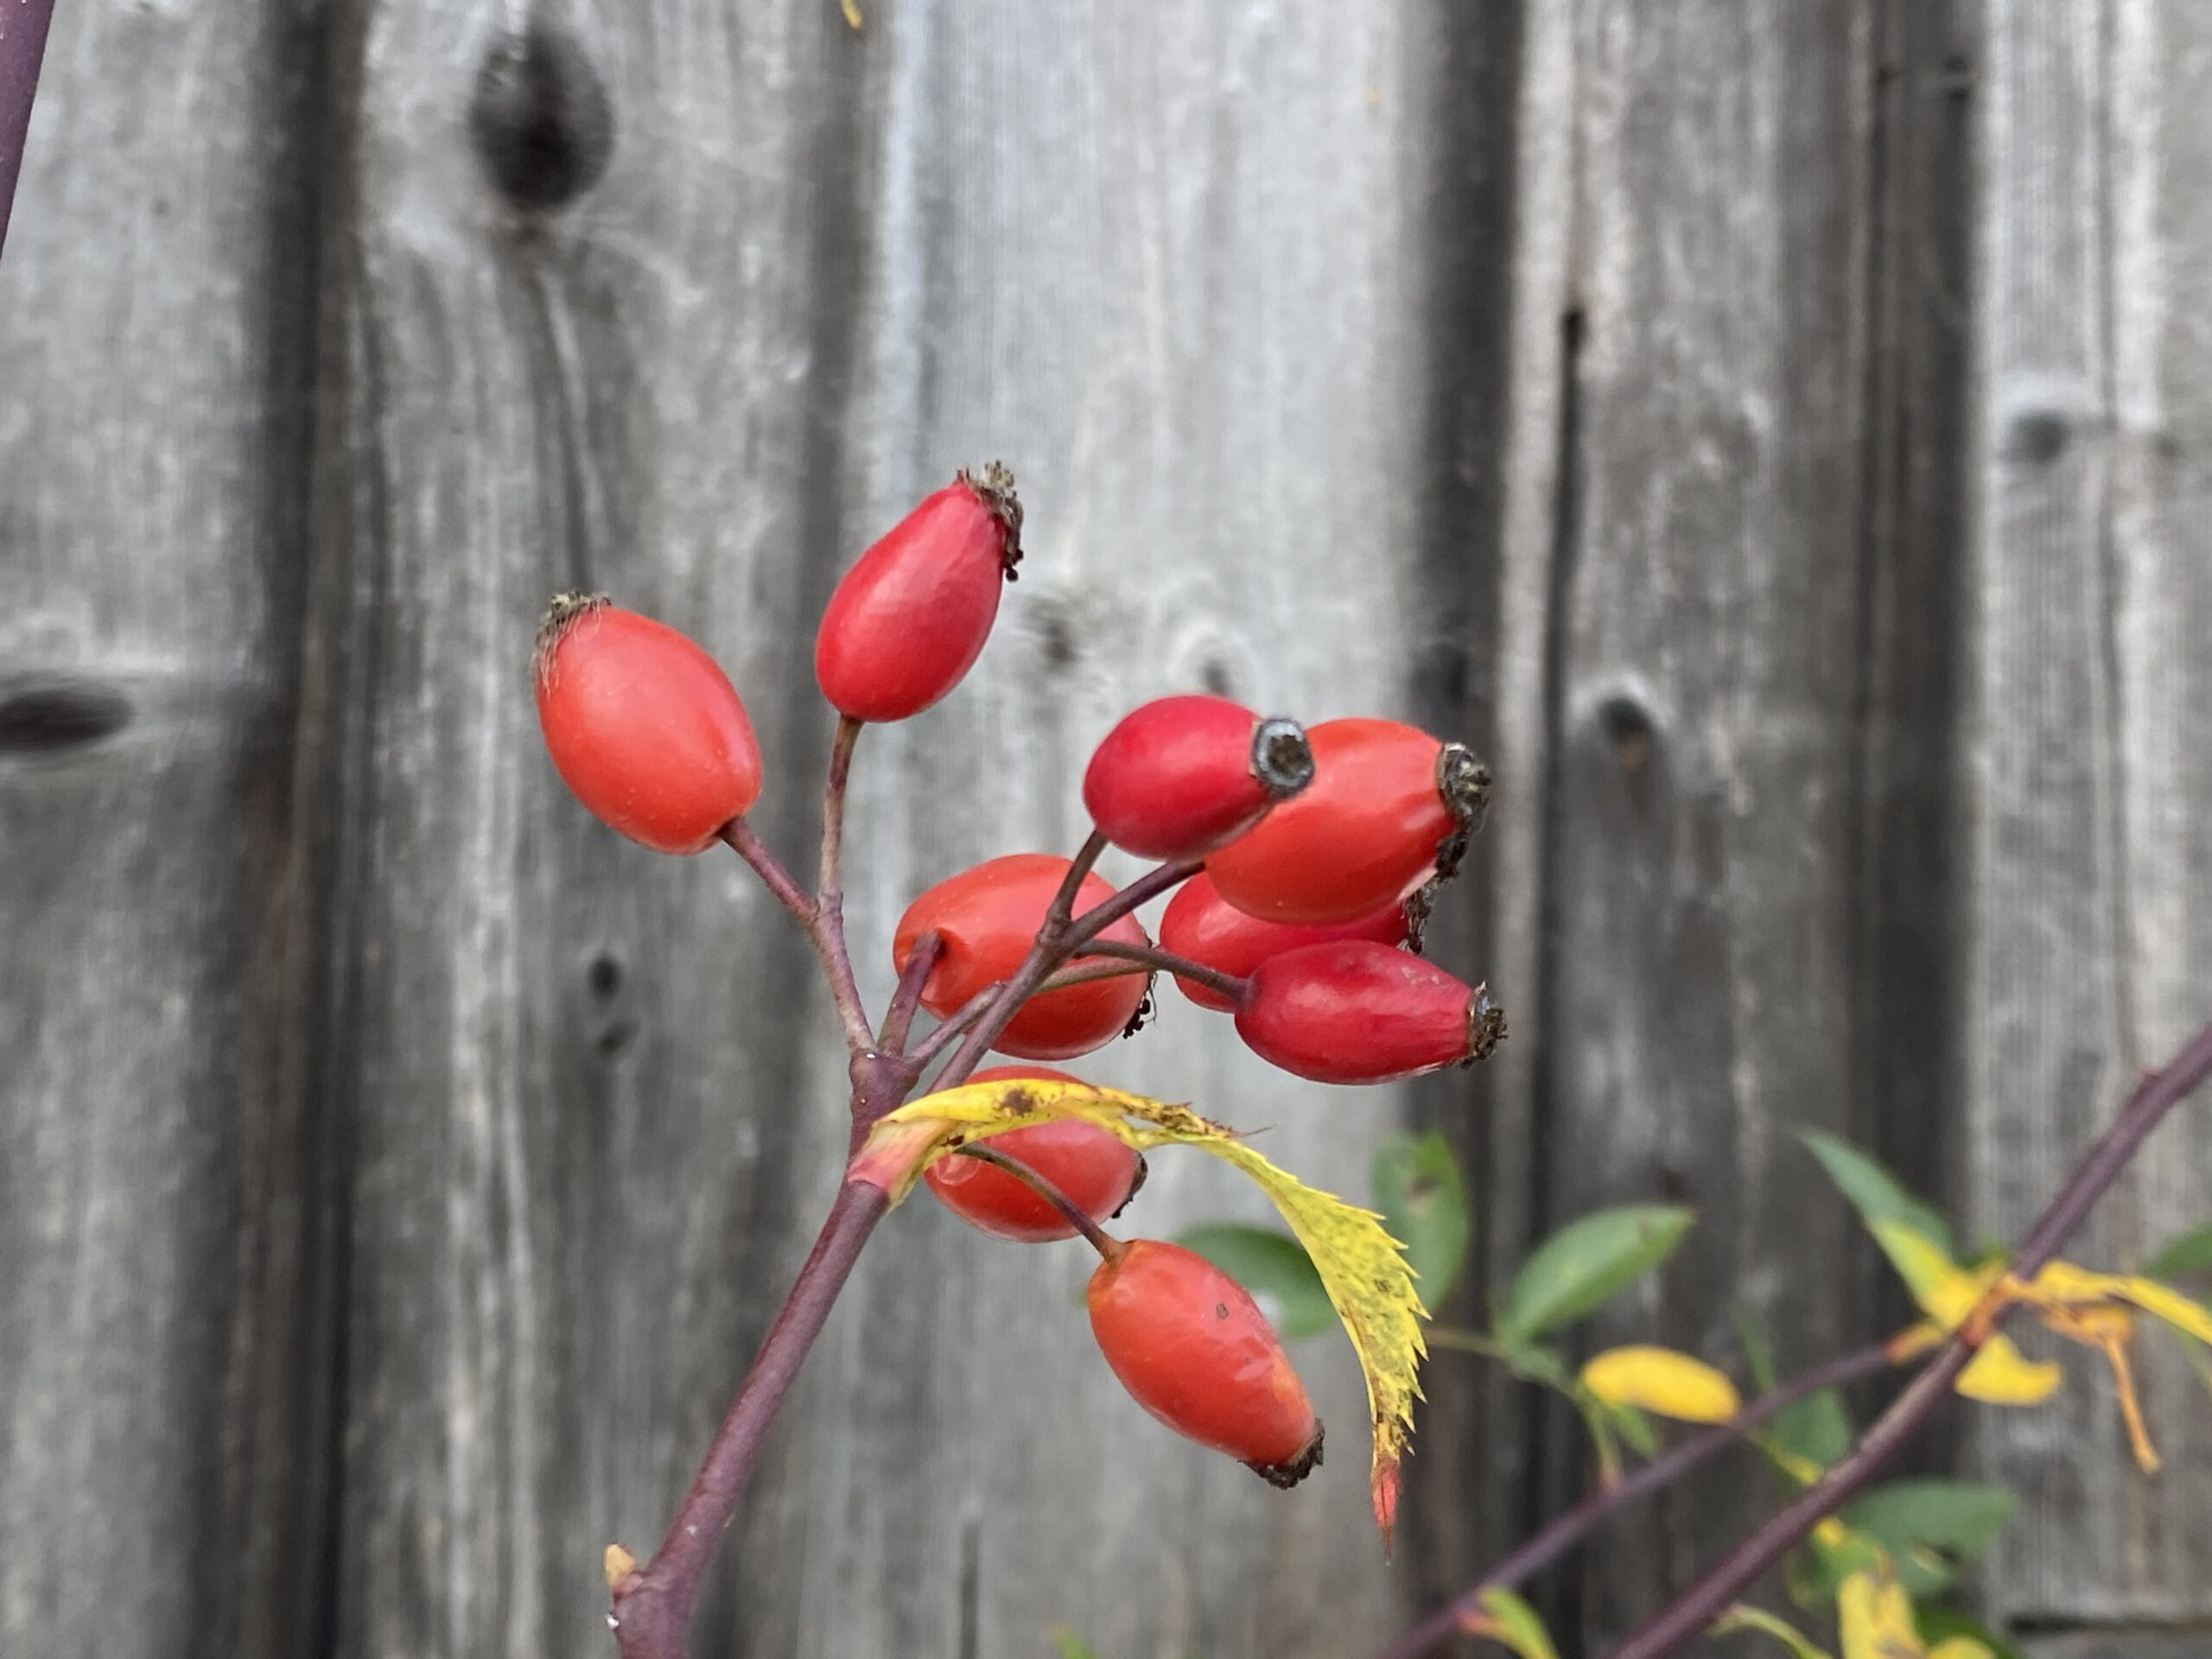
(3, 2), (2209, 1656)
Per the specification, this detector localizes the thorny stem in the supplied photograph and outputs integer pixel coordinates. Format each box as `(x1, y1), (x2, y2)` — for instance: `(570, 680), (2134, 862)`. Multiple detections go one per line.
(1369, 1338), (1906, 1659)
(879, 928), (942, 1056)
(1600, 1015), (2212, 1659)
(955, 1143), (1123, 1260)
(720, 817), (873, 1053)
(0, 0), (56, 261)
(610, 1178), (892, 1659)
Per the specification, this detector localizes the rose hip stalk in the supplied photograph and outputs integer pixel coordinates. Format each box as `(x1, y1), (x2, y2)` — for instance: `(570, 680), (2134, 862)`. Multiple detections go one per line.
(534, 594), (763, 854)
(1082, 694), (1315, 861)
(1159, 872), (1410, 1013)
(1206, 717), (1489, 925)
(1235, 938), (1505, 1084)
(924, 1066), (1145, 1242)
(815, 464), (1023, 721)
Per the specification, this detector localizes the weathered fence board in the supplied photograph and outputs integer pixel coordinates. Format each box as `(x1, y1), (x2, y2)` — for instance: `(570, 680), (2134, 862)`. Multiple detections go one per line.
(6, 2), (2212, 1656)
(1967, 0), (2212, 1627)
(0, 2), (325, 1656)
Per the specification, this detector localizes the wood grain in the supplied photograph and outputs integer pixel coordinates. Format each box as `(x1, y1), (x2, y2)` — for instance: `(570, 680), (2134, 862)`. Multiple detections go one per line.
(0, 1), (329, 1656)
(1966, 0), (2212, 1623)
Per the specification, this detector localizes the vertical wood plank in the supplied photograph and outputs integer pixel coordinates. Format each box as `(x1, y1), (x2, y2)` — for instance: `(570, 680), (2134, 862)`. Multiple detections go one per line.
(1529, 3), (1913, 1643)
(1967, 0), (2212, 1622)
(0, 3), (328, 1656)
(317, 3), (880, 1656)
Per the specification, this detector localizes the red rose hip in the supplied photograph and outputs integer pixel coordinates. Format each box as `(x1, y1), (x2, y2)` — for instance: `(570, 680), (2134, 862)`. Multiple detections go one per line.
(815, 465), (1023, 721)
(1087, 1238), (1323, 1485)
(1205, 718), (1489, 925)
(925, 1066), (1145, 1242)
(1158, 873), (1410, 1013)
(893, 853), (1152, 1060)
(1235, 939), (1504, 1084)
(532, 594), (763, 855)
(1082, 696), (1314, 861)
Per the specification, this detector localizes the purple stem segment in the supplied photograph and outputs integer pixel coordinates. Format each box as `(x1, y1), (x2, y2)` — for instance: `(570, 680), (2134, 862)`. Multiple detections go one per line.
(1368, 1339), (1902, 1659)
(0, 0), (57, 260)
(1603, 1016), (2212, 1659)
(611, 1179), (891, 1659)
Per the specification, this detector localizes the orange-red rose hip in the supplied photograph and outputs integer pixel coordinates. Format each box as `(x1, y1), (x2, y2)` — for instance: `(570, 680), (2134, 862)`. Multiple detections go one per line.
(1082, 696), (1314, 861)
(1087, 1238), (1323, 1485)
(893, 854), (1152, 1060)
(815, 466), (1022, 721)
(1235, 939), (1504, 1084)
(925, 1065), (1144, 1242)
(1206, 719), (1487, 925)
(533, 594), (763, 855)
(1158, 873), (1409, 1013)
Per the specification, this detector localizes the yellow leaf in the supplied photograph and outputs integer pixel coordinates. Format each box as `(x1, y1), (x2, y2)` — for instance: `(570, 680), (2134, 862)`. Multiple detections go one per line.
(1459, 1586), (1558, 1659)
(2027, 1262), (2212, 1347)
(839, 0), (863, 29)
(1956, 1336), (2062, 1405)
(1580, 1346), (1741, 1424)
(1837, 1565), (1923, 1659)
(1713, 1604), (1835, 1659)
(864, 1078), (1426, 1541)
(1926, 1643), (1995, 1659)
(1867, 1220), (1987, 1318)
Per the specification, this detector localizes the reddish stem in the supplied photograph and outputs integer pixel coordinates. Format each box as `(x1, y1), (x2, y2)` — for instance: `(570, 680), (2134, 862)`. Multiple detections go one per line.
(955, 1143), (1123, 1261)
(611, 1178), (891, 1659)
(1072, 938), (1245, 1005)
(879, 928), (942, 1056)
(0, 0), (55, 261)
(720, 818), (873, 1052)
(1368, 1338), (1904, 1659)
(1602, 1015), (2212, 1659)
(815, 715), (866, 1026)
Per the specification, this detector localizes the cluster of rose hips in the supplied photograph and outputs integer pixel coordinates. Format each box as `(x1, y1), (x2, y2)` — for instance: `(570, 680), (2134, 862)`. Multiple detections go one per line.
(533, 465), (1499, 1490)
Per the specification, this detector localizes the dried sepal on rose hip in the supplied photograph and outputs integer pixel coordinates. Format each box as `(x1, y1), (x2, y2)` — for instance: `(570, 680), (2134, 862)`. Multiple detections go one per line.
(892, 853), (1152, 1060)
(533, 593), (764, 854)
(1087, 1236), (1324, 1487)
(1234, 938), (1505, 1084)
(924, 1065), (1146, 1242)
(1081, 695), (1314, 861)
(1158, 872), (1410, 1013)
(814, 464), (1023, 722)
(1205, 717), (1490, 925)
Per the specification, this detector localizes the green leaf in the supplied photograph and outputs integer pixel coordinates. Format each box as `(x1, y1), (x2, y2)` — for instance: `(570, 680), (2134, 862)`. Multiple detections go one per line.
(1174, 1223), (1335, 1340)
(1372, 1131), (1472, 1308)
(1770, 1388), (1853, 1473)
(1914, 1608), (2024, 1659)
(1471, 1586), (1559, 1659)
(1606, 1400), (1661, 1459)
(1802, 1132), (1955, 1259)
(1497, 1338), (1573, 1392)
(1052, 1630), (1103, 1659)
(2144, 1222), (2212, 1282)
(1801, 1481), (2017, 1600)
(1498, 1205), (1695, 1342)
(1733, 1307), (1780, 1392)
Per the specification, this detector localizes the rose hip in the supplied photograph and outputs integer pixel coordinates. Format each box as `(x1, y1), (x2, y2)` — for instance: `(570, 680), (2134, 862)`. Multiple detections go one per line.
(1234, 939), (1504, 1084)
(532, 594), (763, 855)
(1205, 718), (1487, 925)
(1158, 873), (1410, 1013)
(893, 853), (1152, 1059)
(1082, 695), (1314, 861)
(925, 1065), (1145, 1242)
(815, 466), (1022, 721)
(1087, 1238), (1324, 1485)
